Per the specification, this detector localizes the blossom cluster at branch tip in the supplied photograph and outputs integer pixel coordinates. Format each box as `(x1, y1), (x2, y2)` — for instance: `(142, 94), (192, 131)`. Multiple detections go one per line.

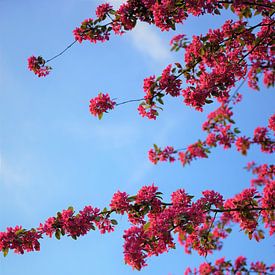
(96, 3), (113, 20)
(89, 93), (116, 119)
(28, 56), (51, 77)
(148, 145), (176, 164)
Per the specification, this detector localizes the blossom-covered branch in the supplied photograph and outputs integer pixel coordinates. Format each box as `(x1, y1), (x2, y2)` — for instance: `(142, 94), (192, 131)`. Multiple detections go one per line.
(1, 182), (274, 270)
(185, 256), (275, 275)
(148, 113), (275, 166)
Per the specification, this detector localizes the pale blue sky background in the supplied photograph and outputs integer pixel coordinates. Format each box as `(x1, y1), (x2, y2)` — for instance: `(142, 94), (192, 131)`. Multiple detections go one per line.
(0, 1), (274, 274)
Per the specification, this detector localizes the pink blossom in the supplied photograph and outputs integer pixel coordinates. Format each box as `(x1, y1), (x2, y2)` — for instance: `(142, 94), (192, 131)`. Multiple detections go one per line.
(89, 93), (116, 118)
(28, 56), (51, 77)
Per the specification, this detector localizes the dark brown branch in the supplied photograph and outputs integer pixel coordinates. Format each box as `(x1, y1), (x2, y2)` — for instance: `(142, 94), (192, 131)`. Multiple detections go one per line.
(209, 207), (275, 213)
(218, 1), (275, 9)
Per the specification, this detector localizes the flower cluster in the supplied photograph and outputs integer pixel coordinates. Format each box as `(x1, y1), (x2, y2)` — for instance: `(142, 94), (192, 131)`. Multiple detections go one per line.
(89, 93), (116, 119)
(235, 136), (251, 155)
(96, 3), (113, 20)
(23, 0), (275, 272)
(185, 256), (275, 275)
(1, 184), (274, 270)
(261, 181), (275, 235)
(28, 56), (51, 77)
(253, 126), (275, 153)
(246, 162), (274, 187)
(73, 18), (111, 43)
(148, 145), (175, 164)
(149, 107), (274, 166)
(247, 17), (275, 90)
(269, 114), (275, 133)
(138, 64), (182, 119)
(0, 226), (41, 256)
(221, 188), (264, 239)
(170, 34), (187, 51)
(38, 205), (115, 238)
(110, 191), (130, 214)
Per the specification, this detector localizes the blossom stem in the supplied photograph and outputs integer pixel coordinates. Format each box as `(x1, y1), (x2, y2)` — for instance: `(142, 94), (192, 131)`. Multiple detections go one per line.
(46, 40), (78, 63)
(116, 98), (144, 106)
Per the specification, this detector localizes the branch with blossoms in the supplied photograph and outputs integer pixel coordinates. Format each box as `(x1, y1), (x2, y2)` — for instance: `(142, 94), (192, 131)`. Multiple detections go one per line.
(27, 2), (274, 159)
(22, 1), (275, 272)
(246, 162), (274, 187)
(86, 14), (275, 120)
(27, 2), (274, 108)
(148, 112), (275, 166)
(29, 18), (275, 119)
(184, 256), (275, 275)
(1, 182), (274, 270)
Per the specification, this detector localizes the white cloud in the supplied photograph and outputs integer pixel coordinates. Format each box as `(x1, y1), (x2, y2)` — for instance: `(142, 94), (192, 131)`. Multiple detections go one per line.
(97, 0), (171, 63)
(129, 22), (171, 63)
(0, 155), (27, 187)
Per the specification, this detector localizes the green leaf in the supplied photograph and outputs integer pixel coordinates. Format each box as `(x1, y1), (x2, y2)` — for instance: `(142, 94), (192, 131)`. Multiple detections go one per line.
(91, 225), (96, 230)
(55, 230), (61, 240)
(225, 228), (232, 233)
(258, 230), (265, 239)
(185, 225), (194, 234)
(3, 248), (9, 257)
(224, 3), (229, 9)
(94, 216), (101, 222)
(170, 45), (177, 52)
(153, 144), (159, 151)
(205, 99), (213, 104)
(128, 195), (136, 202)
(61, 228), (65, 236)
(253, 195), (262, 199)
(143, 222), (150, 231)
(15, 229), (26, 235)
(156, 76), (162, 81)
(157, 97), (164, 105)
(234, 128), (241, 134)
(111, 219), (118, 225)
(98, 113), (103, 120)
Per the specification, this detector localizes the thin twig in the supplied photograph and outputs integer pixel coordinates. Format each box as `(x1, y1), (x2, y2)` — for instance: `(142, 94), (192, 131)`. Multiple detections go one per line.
(116, 98), (144, 106)
(228, 77), (247, 103)
(208, 207), (275, 213)
(46, 40), (77, 63)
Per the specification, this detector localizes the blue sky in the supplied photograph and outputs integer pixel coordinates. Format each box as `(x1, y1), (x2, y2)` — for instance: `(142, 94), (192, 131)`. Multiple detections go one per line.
(0, 1), (274, 274)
